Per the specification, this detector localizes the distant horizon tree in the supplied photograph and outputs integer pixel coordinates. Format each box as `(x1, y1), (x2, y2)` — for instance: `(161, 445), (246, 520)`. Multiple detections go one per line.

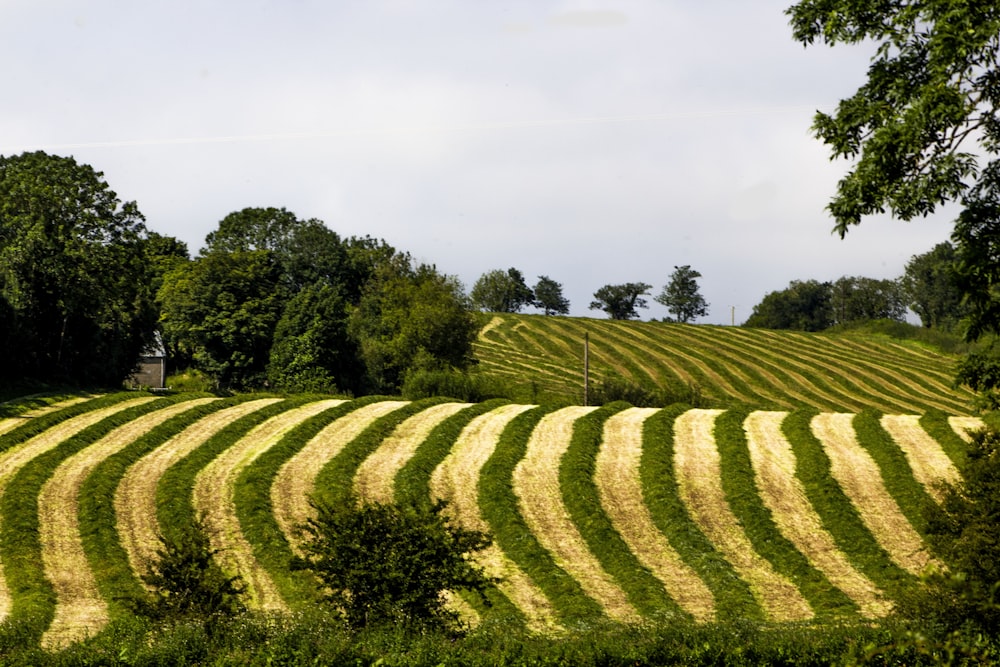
(470, 268), (535, 313)
(589, 282), (652, 320)
(656, 265), (709, 323)
(533, 275), (570, 315)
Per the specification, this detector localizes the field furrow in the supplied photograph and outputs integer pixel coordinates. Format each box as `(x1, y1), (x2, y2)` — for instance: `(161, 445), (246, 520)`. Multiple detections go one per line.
(949, 416), (984, 442)
(0, 397), (94, 438)
(743, 411), (890, 618)
(596, 407), (715, 622)
(429, 403), (557, 633)
(39, 398), (218, 649)
(673, 409), (813, 621)
(879, 415), (961, 503)
(193, 399), (344, 612)
(115, 398), (283, 579)
(810, 414), (933, 575)
(355, 402), (472, 504)
(272, 401), (409, 553)
(513, 406), (641, 624)
(0, 396), (156, 622)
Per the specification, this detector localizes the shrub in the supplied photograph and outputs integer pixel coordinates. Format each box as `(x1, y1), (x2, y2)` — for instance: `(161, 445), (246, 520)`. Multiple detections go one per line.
(402, 367), (513, 402)
(291, 497), (494, 632)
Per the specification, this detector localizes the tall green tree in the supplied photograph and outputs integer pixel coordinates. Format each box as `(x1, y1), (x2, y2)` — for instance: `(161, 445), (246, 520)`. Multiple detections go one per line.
(589, 282), (652, 320)
(655, 265), (709, 323)
(533, 275), (570, 316)
(470, 268), (535, 313)
(830, 275), (907, 325)
(744, 280), (833, 331)
(0, 151), (157, 386)
(902, 242), (968, 329)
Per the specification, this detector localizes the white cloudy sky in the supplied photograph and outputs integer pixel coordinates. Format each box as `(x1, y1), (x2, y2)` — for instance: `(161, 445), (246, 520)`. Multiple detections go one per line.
(2, 1), (955, 324)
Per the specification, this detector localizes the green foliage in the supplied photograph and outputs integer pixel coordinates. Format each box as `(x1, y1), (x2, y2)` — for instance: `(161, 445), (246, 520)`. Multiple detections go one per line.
(470, 267), (535, 313)
(0, 151), (159, 386)
(291, 498), (493, 632)
(533, 275), (570, 316)
(902, 242), (968, 330)
(830, 276), (907, 325)
(133, 520), (245, 622)
(401, 367), (514, 402)
(589, 282), (652, 320)
(590, 376), (704, 408)
(744, 280), (833, 331)
(655, 265), (709, 323)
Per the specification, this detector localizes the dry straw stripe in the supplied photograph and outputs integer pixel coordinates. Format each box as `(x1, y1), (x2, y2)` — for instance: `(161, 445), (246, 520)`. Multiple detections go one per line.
(810, 413), (934, 575)
(673, 409), (813, 621)
(428, 403), (557, 633)
(879, 415), (961, 503)
(272, 400), (409, 554)
(512, 405), (641, 624)
(0, 397), (93, 438)
(40, 398), (218, 649)
(194, 399), (345, 613)
(355, 402), (472, 504)
(0, 396), (155, 622)
(743, 411), (890, 618)
(596, 407), (716, 622)
(948, 416), (984, 443)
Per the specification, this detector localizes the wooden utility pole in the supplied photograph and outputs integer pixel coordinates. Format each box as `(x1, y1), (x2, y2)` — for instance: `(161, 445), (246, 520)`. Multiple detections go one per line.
(583, 332), (590, 406)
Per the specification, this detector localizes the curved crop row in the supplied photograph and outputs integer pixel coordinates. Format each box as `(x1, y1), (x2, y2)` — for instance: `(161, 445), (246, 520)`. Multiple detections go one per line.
(0, 392), (978, 645)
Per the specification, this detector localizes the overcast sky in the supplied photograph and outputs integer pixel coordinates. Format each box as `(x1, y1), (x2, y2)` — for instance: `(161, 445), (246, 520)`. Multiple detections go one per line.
(2, 1), (956, 324)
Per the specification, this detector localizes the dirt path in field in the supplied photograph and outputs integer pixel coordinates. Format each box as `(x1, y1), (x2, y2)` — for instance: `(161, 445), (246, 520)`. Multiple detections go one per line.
(743, 411), (890, 618)
(810, 413), (934, 575)
(512, 405), (641, 624)
(115, 398), (283, 581)
(879, 415), (961, 504)
(595, 407), (716, 622)
(40, 398), (218, 649)
(0, 396), (94, 438)
(354, 403), (471, 504)
(948, 416), (984, 443)
(673, 409), (813, 621)
(272, 401), (409, 554)
(193, 399), (344, 613)
(0, 396), (155, 623)
(428, 403), (558, 633)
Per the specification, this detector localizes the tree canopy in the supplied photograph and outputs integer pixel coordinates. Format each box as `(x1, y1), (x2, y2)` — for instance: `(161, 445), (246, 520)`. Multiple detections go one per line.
(533, 275), (570, 316)
(470, 268), (535, 313)
(743, 280), (833, 331)
(902, 242), (968, 329)
(655, 265), (709, 323)
(589, 283), (652, 320)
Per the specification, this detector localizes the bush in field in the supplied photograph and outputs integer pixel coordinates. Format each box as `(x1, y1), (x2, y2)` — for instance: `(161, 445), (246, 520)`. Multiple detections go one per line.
(292, 498), (493, 632)
(591, 377), (704, 408)
(132, 521), (245, 622)
(401, 367), (512, 402)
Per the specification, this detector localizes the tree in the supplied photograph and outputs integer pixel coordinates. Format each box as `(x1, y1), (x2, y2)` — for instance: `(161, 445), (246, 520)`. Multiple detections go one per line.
(470, 268), (534, 313)
(0, 151), (158, 386)
(533, 275), (570, 316)
(902, 242), (968, 330)
(589, 283), (652, 320)
(291, 498), (493, 632)
(830, 275), (907, 325)
(655, 265), (709, 323)
(744, 280), (833, 331)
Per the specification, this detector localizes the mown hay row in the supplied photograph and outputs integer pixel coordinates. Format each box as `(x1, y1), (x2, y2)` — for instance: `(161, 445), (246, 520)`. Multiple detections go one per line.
(193, 399), (345, 613)
(355, 402), (471, 504)
(879, 415), (961, 504)
(39, 398), (218, 649)
(512, 406), (641, 624)
(742, 411), (890, 618)
(271, 401), (409, 554)
(949, 416), (984, 442)
(810, 413), (934, 575)
(673, 409), (813, 622)
(595, 408), (715, 622)
(428, 403), (557, 633)
(0, 397), (94, 438)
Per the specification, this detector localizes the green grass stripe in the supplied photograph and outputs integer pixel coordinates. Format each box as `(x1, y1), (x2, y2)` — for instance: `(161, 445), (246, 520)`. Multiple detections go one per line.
(154, 396), (297, 548)
(79, 395), (242, 621)
(479, 404), (606, 628)
(920, 410), (972, 471)
(850, 412), (937, 541)
(0, 394), (135, 454)
(559, 402), (685, 621)
(0, 394), (168, 640)
(639, 406), (760, 622)
(713, 409), (857, 618)
(0, 394), (96, 437)
(780, 410), (917, 602)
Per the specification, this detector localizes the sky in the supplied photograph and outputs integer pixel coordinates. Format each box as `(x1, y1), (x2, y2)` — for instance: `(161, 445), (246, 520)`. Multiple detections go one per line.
(1, 1), (957, 324)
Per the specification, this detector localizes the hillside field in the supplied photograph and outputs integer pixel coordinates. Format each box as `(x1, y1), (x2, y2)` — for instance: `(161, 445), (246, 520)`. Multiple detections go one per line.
(0, 383), (983, 649)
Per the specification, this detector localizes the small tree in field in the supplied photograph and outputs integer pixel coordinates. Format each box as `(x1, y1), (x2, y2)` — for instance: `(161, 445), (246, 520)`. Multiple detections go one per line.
(292, 498), (494, 632)
(656, 265), (709, 323)
(589, 282), (651, 320)
(533, 275), (570, 315)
